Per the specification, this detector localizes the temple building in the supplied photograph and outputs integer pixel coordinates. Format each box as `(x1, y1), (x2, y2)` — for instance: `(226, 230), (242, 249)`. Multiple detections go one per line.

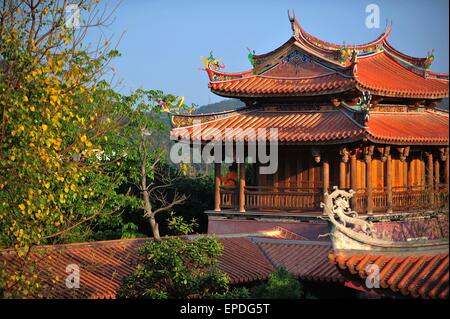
(170, 14), (449, 235)
(2, 14), (448, 300)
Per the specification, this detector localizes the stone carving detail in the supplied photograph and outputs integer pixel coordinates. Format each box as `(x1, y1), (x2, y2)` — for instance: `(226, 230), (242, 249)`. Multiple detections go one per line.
(321, 187), (374, 238)
(321, 187), (448, 251)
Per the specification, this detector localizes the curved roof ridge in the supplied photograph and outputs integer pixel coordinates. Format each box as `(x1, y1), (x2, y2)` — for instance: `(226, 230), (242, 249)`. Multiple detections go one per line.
(293, 17), (391, 51)
(382, 39), (428, 62)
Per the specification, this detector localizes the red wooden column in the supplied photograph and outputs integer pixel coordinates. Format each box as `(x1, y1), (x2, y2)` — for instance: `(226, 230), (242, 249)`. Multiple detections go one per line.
(365, 146), (374, 215)
(426, 152), (434, 205)
(434, 158), (440, 192)
(386, 153), (393, 213)
(445, 148), (449, 191)
(350, 153), (357, 210)
(238, 162), (246, 213)
(323, 154), (330, 194)
(214, 163), (221, 212)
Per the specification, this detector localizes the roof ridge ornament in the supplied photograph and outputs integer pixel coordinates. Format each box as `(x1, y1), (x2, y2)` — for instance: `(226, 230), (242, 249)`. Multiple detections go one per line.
(287, 9), (301, 37)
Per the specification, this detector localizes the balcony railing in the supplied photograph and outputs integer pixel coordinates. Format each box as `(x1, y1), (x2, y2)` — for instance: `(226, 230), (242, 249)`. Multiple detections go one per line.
(245, 186), (322, 211)
(219, 185), (448, 214)
(354, 186), (448, 213)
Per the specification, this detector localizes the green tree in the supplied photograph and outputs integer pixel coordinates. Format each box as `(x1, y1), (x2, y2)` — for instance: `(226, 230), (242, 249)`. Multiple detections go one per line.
(112, 89), (188, 241)
(0, 0), (127, 297)
(117, 216), (230, 299)
(251, 268), (304, 299)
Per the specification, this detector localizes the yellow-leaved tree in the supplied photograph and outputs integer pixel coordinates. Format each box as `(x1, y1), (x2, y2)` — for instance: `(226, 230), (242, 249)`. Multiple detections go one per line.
(0, 0), (128, 297)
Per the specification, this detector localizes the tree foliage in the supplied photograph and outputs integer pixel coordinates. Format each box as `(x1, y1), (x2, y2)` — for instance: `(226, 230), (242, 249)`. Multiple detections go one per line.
(117, 216), (229, 299)
(251, 268), (304, 299)
(0, 0), (129, 297)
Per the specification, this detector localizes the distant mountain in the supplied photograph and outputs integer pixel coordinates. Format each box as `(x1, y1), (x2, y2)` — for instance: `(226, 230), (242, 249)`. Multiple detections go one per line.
(195, 99), (245, 114)
(195, 97), (449, 113)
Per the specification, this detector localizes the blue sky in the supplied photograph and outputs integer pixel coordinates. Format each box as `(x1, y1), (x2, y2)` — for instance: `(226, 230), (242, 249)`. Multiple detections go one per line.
(88, 0), (449, 106)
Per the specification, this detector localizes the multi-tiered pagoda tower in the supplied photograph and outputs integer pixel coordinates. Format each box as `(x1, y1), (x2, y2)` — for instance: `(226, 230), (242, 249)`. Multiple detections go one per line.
(170, 15), (449, 235)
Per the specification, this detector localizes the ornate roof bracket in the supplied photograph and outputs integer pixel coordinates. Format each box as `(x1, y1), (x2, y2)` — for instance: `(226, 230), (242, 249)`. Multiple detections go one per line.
(378, 145), (391, 162)
(364, 145), (375, 162)
(339, 147), (350, 163)
(397, 146), (410, 162)
(311, 147), (321, 163)
(439, 147), (449, 162)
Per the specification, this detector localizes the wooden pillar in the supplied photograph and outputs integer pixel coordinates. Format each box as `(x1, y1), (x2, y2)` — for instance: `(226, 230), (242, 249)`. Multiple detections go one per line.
(323, 155), (329, 194)
(407, 158), (413, 189)
(426, 152), (434, 205)
(386, 154), (393, 213)
(446, 151), (449, 191)
(214, 163), (221, 212)
(350, 153), (357, 209)
(365, 146), (374, 215)
(434, 158), (440, 192)
(427, 152), (434, 189)
(238, 162), (246, 213)
(339, 161), (346, 189)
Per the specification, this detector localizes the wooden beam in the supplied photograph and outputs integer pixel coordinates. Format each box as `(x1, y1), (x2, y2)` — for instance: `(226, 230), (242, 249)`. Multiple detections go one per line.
(386, 154), (393, 213)
(214, 163), (221, 212)
(350, 153), (357, 209)
(239, 162), (246, 213)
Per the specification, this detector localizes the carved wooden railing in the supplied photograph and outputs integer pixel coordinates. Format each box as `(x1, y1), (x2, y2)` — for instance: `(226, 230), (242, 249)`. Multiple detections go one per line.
(219, 185), (448, 213)
(352, 186), (448, 213)
(244, 186), (322, 211)
(220, 186), (237, 209)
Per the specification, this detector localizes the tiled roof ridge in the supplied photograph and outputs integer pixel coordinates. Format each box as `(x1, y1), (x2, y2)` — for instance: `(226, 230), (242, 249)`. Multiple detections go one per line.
(1, 227), (312, 254)
(328, 252), (449, 299)
(170, 109), (254, 131)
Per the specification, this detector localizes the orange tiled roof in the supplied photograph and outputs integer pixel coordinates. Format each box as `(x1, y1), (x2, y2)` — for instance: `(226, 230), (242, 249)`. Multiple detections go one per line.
(1, 229), (341, 299)
(208, 52), (448, 99)
(328, 253), (449, 299)
(205, 17), (448, 100)
(355, 52), (449, 99)
(171, 109), (364, 144)
(255, 238), (344, 283)
(209, 73), (356, 97)
(366, 110), (449, 145)
(171, 108), (449, 146)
